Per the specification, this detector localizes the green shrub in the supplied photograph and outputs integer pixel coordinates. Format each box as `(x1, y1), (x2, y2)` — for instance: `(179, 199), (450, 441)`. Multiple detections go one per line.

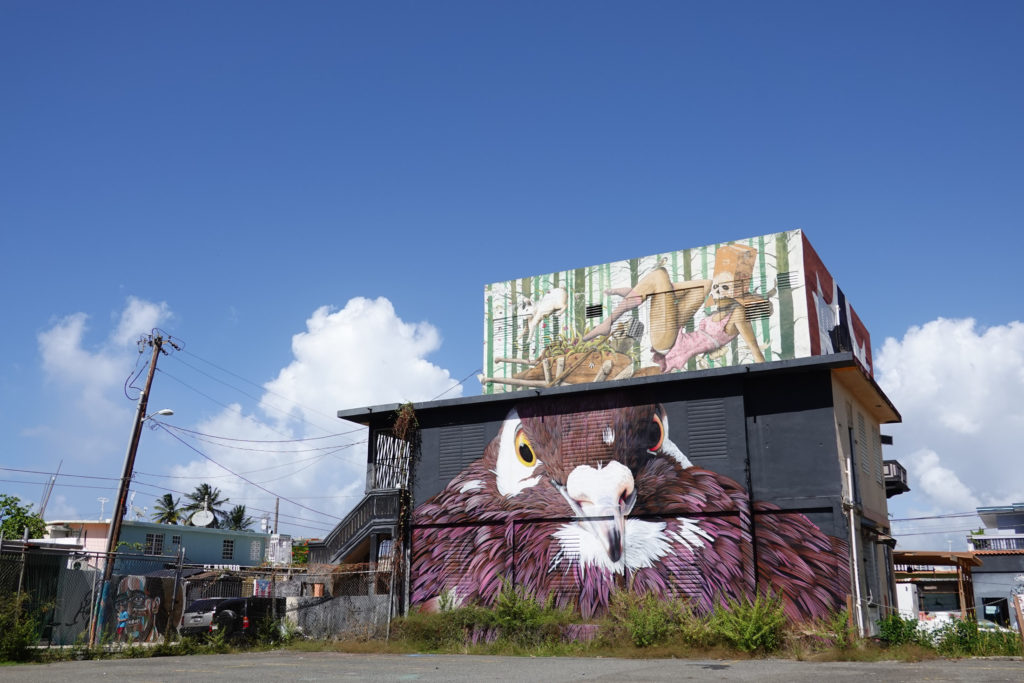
(877, 613), (925, 647)
(493, 581), (567, 647)
(827, 609), (853, 649)
(0, 592), (41, 662)
(932, 618), (1022, 658)
(709, 593), (786, 654)
(608, 591), (678, 648)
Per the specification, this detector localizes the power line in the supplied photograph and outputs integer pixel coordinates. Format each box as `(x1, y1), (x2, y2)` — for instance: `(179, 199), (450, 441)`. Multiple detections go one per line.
(431, 367), (482, 401)
(159, 422), (364, 444)
(893, 527), (978, 537)
(155, 368), (296, 441)
(174, 350), (344, 434)
(890, 511), (979, 522)
(130, 479), (336, 532)
(153, 423), (342, 522)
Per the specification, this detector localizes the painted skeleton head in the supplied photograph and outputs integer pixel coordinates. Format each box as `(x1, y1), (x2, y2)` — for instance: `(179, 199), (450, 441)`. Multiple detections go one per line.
(710, 271), (736, 301)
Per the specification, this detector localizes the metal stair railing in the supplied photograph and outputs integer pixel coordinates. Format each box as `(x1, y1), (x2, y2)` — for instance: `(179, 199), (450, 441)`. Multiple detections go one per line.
(309, 489), (402, 565)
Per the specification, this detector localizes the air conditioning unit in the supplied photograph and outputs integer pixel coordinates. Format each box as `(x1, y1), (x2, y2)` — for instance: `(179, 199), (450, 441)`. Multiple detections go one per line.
(67, 555), (90, 570)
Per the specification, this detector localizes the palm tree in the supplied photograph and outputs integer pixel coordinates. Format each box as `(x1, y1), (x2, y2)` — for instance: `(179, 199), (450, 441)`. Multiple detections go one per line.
(151, 494), (182, 525)
(225, 505), (254, 531)
(183, 483), (229, 528)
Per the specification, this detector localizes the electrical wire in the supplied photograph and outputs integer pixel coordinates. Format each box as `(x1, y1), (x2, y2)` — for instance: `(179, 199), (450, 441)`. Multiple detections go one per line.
(889, 511), (980, 522)
(174, 350), (343, 434)
(155, 368), (297, 441)
(430, 367), (482, 401)
(0, 470), (338, 534)
(153, 422), (343, 522)
(158, 422), (364, 444)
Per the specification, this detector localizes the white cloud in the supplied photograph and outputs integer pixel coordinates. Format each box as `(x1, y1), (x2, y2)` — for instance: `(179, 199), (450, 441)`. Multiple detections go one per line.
(33, 297), (173, 465)
(31, 295), (459, 533)
(112, 297), (172, 347)
(261, 297), (460, 428)
(876, 318), (1024, 549)
(167, 297), (461, 535)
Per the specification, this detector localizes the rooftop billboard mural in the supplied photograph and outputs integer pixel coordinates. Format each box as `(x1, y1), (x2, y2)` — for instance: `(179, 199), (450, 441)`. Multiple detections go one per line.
(482, 229), (871, 393)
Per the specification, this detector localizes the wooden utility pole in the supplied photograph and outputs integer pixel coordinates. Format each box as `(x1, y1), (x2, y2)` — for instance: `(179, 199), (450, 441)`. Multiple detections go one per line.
(92, 332), (176, 645)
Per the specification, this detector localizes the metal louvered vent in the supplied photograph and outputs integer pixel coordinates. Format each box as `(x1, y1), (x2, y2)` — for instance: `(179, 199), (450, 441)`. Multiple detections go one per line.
(585, 304), (604, 319)
(743, 300), (772, 320)
(686, 399), (728, 459)
(776, 271), (794, 289)
(439, 424), (486, 478)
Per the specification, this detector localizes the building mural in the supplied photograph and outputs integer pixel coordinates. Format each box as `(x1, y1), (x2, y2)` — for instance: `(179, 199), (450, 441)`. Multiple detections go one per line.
(482, 229), (871, 392)
(410, 396), (850, 621)
(105, 574), (169, 643)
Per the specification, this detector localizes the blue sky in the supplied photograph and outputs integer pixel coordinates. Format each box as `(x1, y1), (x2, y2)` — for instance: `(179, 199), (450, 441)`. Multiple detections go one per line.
(2, 2), (1022, 545)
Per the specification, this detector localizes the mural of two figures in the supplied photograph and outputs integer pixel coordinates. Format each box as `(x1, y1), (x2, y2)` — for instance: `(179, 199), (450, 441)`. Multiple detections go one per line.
(411, 397), (850, 622)
(482, 230), (875, 391)
(483, 241), (778, 390)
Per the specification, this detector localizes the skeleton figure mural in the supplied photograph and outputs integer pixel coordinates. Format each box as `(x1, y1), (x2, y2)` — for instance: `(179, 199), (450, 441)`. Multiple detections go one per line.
(411, 397), (850, 621)
(582, 245), (773, 373)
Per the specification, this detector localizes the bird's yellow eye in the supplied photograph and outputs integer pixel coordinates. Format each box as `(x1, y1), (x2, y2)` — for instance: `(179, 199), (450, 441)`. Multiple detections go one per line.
(515, 429), (537, 467)
(650, 413), (665, 452)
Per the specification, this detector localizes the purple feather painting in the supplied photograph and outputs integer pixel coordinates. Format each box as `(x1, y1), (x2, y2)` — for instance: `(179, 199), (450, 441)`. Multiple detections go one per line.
(411, 398), (849, 621)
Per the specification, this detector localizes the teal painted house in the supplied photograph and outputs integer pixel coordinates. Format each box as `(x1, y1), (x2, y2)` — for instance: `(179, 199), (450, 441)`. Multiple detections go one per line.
(118, 520), (272, 567)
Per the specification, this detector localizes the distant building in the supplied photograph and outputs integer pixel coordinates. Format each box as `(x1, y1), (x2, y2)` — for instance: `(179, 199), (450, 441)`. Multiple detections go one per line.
(967, 503), (1024, 628)
(44, 519), (273, 568)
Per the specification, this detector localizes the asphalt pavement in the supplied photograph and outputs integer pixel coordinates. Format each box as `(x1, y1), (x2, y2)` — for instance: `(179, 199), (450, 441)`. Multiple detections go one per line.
(3, 651), (1024, 682)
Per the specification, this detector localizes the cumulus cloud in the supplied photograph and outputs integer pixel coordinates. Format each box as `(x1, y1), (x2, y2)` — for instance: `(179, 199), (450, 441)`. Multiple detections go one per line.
(261, 297), (458, 427)
(167, 297), (461, 533)
(876, 318), (1024, 549)
(33, 297), (173, 462)
(39, 297), (172, 402)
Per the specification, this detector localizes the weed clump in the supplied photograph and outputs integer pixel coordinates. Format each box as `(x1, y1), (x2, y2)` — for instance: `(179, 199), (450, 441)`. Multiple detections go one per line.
(707, 593), (786, 654)
(0, 593), (40, 663)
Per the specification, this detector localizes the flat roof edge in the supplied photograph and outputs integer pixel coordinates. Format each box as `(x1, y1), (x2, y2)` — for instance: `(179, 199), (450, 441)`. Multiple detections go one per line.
(337, 352), (892, 425)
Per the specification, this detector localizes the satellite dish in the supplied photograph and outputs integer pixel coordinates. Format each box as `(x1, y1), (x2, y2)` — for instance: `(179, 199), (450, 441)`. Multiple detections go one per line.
(190, 510), (215, 527)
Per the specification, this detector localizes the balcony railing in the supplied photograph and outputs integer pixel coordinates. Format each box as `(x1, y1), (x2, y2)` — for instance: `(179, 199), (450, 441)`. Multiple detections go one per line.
(969, 536), (1024, 551)
(884, 459), (910, 498)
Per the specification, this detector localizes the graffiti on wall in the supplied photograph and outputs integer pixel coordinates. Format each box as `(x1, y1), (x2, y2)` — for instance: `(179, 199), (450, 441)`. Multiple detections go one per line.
(108, 575), (166, 643)
(482, 232), (802, 392)
(411, 397), (849, 621)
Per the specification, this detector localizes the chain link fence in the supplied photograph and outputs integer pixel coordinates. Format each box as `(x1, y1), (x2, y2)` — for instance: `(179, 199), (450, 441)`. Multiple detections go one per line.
(0, 542), (398, 647)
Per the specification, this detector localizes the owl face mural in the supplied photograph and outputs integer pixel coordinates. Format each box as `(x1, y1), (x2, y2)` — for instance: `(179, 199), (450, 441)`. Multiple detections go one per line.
(411, 398), (850, 621)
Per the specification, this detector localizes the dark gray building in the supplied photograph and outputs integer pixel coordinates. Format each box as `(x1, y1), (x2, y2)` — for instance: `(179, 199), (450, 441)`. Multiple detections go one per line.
(313, 351), (902, 634)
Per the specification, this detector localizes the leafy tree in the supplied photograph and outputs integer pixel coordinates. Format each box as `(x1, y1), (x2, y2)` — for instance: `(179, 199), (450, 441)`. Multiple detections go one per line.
(225, 505), (254, 531)
(0, 494), (46, 540)
(151, 493), (183, 525)
(183, 483), (229, 528)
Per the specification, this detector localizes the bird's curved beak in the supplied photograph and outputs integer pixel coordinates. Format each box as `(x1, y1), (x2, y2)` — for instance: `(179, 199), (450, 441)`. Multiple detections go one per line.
(562, 461), (636, 564)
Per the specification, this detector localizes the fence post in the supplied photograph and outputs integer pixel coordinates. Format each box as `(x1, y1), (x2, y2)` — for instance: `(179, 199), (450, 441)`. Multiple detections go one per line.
(165, 546), (185, 644)
(16, 527), (28, 602)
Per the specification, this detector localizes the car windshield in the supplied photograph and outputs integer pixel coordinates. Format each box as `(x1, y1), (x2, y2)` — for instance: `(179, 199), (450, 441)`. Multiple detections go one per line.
(186, 599), (228, 613)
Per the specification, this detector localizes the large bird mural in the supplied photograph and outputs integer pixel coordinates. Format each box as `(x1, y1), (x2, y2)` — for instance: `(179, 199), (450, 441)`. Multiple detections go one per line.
(411, 398), (849, 621)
